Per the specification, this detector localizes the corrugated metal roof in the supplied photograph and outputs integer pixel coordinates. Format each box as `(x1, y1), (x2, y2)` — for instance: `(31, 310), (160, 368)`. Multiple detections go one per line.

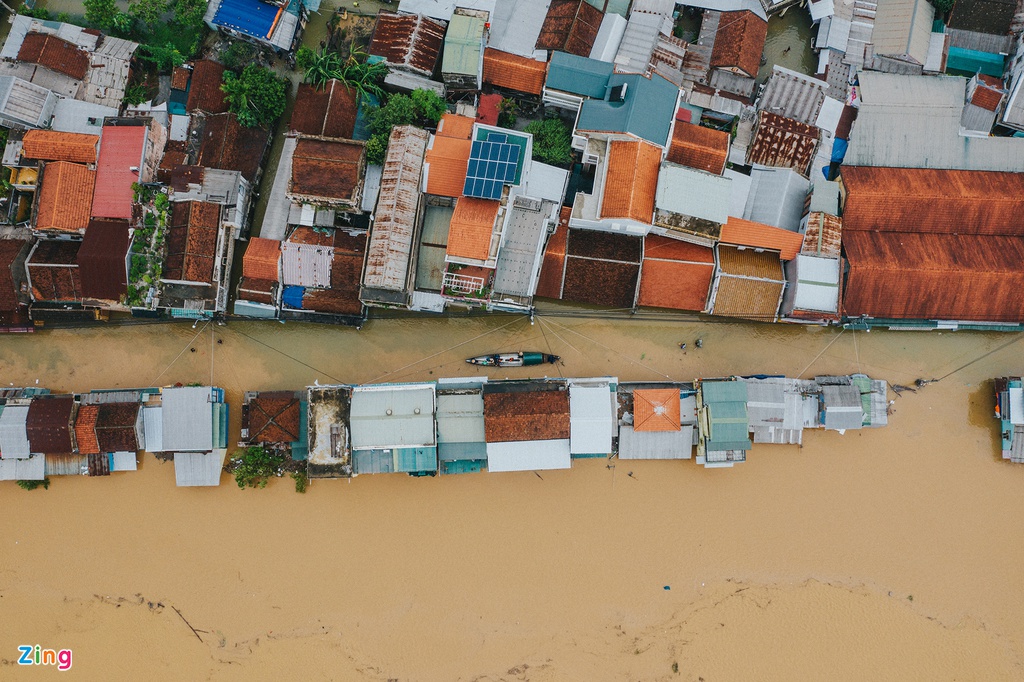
(742, 166), (808, 231)
(350, 384), (436, 450)
(710, 10), (767, 78)
(442, 13), (484, 77)
(160, 386), (214, 452)
(365, 125), (428, 292)
(488, 0), (553, 58)
(872, 0), (933, 64)
(436, 391), (486, 444)
(492, 196), (553, 299)
(483, 48), (549, 95)
(808, 180), (840, 215)
(368, 10), (447, 77)
(486, 438), (571, 472)
(618, 424), (693, 458)
(758, 65), (827, 127)
(613, 5), (670, 74)
(173, 451), (223, 486)
(397, 0), (496, 21)
(281, 241), (333, 288)
(142, 405), (162, 452)
(0, 453), (44, 480)
(569, 382), (614, 454)
(801, 212), (842, 258)
(0, 404), (30, 458)
(822, 385), (863, 430)
(747, 111), (819, 176)
(790, 254), (839, 313)
(655, 162), (731, 224)
(577, 72), (678, 147)
(846, 73), (1024, 171)
(545, 50), (614, 98)
(0, 77), (55, 129)
(536, 0), (604, 57)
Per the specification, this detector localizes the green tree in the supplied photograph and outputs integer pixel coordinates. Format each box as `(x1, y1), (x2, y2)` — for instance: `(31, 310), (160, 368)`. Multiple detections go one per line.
(137, 42), (185, 71)
(221, 65), (287, 128)
(525, 117), (574, 166)
(411, 88), (446, 124)
(129, 0), (168, 33)
(84, 0), (119, 28)
(368, 93), (416, 135)
(365, 134), (388, 165)
(295, 45), (317, 73)
(228, 446), (285, 489)
(173, 0), (207, 29)
(302, 48), (344, 90)
(930, 0), (954, 12)
(16, 478), (50, 491)
(221, 41), (260, 72)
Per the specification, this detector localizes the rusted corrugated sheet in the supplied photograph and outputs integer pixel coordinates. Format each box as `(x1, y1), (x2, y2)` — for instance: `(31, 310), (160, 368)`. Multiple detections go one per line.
(747, 111), (819, 177)
(843, 231), (1024, 321)
(87, 452), (110, 476)
(368, 10), (447, 77)
(801, 212), (842, 258)
(839, 166), (1024, 236)
(364, 125), (429, 292)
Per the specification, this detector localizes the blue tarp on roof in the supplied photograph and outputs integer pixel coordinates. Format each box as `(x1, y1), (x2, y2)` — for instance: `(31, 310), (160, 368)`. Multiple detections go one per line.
(946, 47), (1005, 78)
(831, 138), (848, 163)
(282, 285), (304, 309)
(213, 0), (280, 39)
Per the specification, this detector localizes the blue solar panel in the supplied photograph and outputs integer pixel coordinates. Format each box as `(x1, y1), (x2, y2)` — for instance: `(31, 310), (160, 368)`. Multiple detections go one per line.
(462, 137), (522, 199)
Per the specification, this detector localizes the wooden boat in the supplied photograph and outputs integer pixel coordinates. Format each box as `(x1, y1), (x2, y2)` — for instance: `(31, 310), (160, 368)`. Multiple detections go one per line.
(466, 351), (559, 367)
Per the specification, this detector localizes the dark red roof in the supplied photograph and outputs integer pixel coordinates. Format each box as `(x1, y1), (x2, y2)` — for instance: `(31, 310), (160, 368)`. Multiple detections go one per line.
(535, 207), (570, 299)
(26, 395), (74, 454)
(165, 202), (221, 284)
(0, 239), (29, 326)
(536, 0), (604, 57)
(245, 392), (302, 443)
(559, 229), (643, 308)
(18, 32), (88, 80)
(196, 113), (270, 183)
(27, 240), (82, 302)
(290, 81), (358, 139)
(368, 10), (447, 76)
(77, 219), (130, 301)
(483, 388), (570, 442)
(95, 402), (140, 452)
(710, 11), (768, 78)
(186, 60), (229, 114)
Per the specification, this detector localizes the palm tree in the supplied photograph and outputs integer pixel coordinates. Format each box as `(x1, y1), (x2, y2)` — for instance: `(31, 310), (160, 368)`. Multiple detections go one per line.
(302, 47), (388, 101)
(302, 49), (343, 91)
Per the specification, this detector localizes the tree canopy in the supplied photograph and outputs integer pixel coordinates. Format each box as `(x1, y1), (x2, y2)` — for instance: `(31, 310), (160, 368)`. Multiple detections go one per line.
(221, 65), (287, 128)
(525, 117), (574, 167)
(365, 90), (448, 165)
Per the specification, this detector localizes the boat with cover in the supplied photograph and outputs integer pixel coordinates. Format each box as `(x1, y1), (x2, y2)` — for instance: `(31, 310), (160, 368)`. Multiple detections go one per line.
(466, 351), (559, 367)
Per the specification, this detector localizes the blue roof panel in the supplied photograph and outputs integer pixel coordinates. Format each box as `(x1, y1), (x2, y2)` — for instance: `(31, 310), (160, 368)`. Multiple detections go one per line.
(213, 0), (280, 40)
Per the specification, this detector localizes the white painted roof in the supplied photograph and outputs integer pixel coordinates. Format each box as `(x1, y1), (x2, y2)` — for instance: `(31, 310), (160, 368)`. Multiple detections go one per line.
(486, 438), (571, 472)
(488, 0), (552, 58)
(0, 405), (30, 459)
(173, 451), (224, 486)
(350, 384), (436, 450)
(791, 255), (840, 313)
(0, 453), (44, 479)
(590, 12), (627, 63)
(525, 160), (569, 204)
(142, 405), (162, 452)
(161, 386), (214, 452)
(569, 384), (615, 455)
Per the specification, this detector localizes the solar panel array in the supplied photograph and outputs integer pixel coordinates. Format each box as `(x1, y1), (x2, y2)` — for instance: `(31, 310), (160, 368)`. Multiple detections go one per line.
(462, 138), (520, 200)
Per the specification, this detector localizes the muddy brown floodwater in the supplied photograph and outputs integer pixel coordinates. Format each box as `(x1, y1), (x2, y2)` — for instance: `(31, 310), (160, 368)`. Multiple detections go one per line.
(2, 308), (1024, 681)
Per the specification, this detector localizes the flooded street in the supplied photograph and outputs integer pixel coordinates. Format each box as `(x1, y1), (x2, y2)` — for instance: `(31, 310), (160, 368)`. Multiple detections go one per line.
(757, 8), (817, 82)
(2, 311), (1024, 680)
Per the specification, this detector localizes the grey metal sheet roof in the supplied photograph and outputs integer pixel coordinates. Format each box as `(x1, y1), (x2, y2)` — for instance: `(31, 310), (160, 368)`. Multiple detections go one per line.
(525, 161), (569, 203)
(758, 66), (826, 127)
(743, 166), (808, 231)
(50, 98), (117, 135)
(438, 440), (488, 462)
(259, 135), (296, 241)
(161, 386), (214, 452)
(488, 0), (552, 57)
(656, 163), (732, 224)
(492, 196), (552, 298)
(846, 73), (1024, 171)
(790, 255), (839, 313)
(677, 0), (766, 20)
(808, 180), (840, 215)
(398, 0), (496, 21)
(569, 383), (615, 454)
(350, 384), (436, 449)
(436, 391), (486, 444)
(281, 241), (333, 288)
(142, 405), (162, 452)
(173, 451), (223, 486)
(618, 424), (693, 459)
(822, 384), (863, 430)
(0, 453), (44, 480)
(0, 404), (30, 458)
(613, 9), (666, 73)
(872, 0), (933, 64)
(0, 76), (55, 128)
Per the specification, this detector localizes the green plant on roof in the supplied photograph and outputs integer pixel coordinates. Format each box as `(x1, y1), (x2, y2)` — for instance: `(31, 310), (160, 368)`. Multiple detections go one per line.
(301, 47), (389, 101)
(221, 41), (261, 72)
(497, 98), (517, 129)
(364, 134), (388, 166)
(411, 89), (446, 124)
(525, 116), (573, 166)
(221, 65), (287, 128)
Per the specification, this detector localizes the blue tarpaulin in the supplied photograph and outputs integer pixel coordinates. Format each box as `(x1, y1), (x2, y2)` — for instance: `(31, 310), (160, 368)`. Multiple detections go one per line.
(831, 138), (848, 163)
(282, 285), (304, 309)
(946, 47), (1005, 78)
(213, 0), (279, 39)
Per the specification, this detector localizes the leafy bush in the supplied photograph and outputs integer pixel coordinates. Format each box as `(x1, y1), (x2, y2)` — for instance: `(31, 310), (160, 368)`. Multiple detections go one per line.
(227, 446), (286, 489)
(497, 98), (517, 129)
(365, 134), (388, 165)
(525, 116), (574, 166)
(221, 41), (261, 72)
(124, 84), (149, 106)
(295, 45), (317, 73)
(16, 478), (50, 491)
(221, 65), (287, 128)
(18, 4), (51, 19)
(411, 89), (446, 124)
(291, 471), (308, 493)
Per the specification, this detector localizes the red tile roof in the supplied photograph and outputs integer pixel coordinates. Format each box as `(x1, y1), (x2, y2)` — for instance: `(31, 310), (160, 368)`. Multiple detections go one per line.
(601, 139), (661, 223)
(483, 389), (570, 442)
(37, 161), (95, 233)
(535, 206), (570, 299)
(633, 388), (681, 431)
(843, 231), (1024, 322)
(447, 197), (500, 262)
(171, 66), (190, 90)
(839, 166), (1024, 236)
(18, 32), (88, 80)
(22, 131), (99, 164)
(710, 11), (768, 78)
(971, 77), (1004, 111)
(425, 135), (472, 197)
(536, 0), (604, 57)
(747, 111), (819, 176)
(719, 217), (803, 260)
(196, 113), (271, 183)
(238, 276), (276, 304)
(482, 48), (548, 96)
(95, 402), (140, 452)
(92, 124), (147, 220)
(290, 81), (358, 139)
(242, 238), (281, 281)
(26, 240), (82, 302)
(245, 392), (302, 443)
(185, 59), (229, 114)
(77, 219), (130, 301)
(667, 122), (729, 175)
(368, 10), (447, 76)
(638, 235), (714, 311)
(74, 405), (100, 455)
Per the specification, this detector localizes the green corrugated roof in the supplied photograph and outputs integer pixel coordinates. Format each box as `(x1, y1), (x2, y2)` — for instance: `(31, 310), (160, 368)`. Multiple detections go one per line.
(443, 13), (484, 77)
(703, 381), (751, 451)
(946, 47), (1005, 78)
(702, 381), (748, 403)
(576, 72), (678, 147)
(396, 446), (438, 473)
(545, 51), (614, 99)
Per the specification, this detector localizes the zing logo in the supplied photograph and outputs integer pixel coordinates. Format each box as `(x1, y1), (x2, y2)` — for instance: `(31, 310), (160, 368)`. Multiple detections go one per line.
(17, 645), (72, 671)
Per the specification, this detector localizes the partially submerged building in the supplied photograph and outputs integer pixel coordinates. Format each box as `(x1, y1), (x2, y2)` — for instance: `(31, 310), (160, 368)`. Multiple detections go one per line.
(306, 385), (353, 478)
(350, 383), (437, 476)
(144, 386), (229, 486)
(617, 384), (696, 460)
(240, 390), (307, 460)
(435, 378), (488, 474)
(483, 380), (572, 473)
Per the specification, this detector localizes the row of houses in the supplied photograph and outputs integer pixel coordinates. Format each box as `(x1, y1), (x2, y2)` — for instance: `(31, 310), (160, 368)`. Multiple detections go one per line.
(0, 372), (888, 487)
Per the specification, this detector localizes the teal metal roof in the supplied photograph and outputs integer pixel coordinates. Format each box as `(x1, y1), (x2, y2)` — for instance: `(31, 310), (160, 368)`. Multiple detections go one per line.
(703, 381), (751, 452)
(545, 51), (614, 99)
(576, 72), (679, 147)
(702, 381), (748, 403)
(946, 47), (1005, 78)
(396, 446), (438, 473)
(443, 13), (484, 76)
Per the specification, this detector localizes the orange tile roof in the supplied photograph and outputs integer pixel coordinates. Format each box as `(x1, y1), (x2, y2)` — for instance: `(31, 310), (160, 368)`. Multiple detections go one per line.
(633, 388), (681, 432)
(601, 139), (661, 223)
(638, 235), (714, 311)
(970, 76), (1004, 111)
(447, 197), (500, 262)
(719, 217), (803, 261)
(22, 130), (99, 164)
(425, 135), (472, 197)
(242, 238), (281, 281)
(36, 162), (95, 233)
(710, 10), (768, 78)
(667, 122), (729, 175)
(482, 48), (548, 96)
(436, 113), (475, 140)
(74, 404), (100, 455)
(535, 206), (570, 299)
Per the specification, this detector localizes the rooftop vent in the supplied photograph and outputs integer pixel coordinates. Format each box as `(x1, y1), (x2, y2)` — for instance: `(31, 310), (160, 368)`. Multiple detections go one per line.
(608, 83), (627, 102)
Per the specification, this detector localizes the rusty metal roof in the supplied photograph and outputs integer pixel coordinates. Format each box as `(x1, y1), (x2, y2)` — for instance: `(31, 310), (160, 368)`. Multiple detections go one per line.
(364, 125), (429, 292)
(368, 10), (447, 77)
(535, 0), (604, 57)
(710, 11), (767, 78)
(747, 111), (819, 177)
(801, 212), (842, 258)
(288, 136), (365, 208)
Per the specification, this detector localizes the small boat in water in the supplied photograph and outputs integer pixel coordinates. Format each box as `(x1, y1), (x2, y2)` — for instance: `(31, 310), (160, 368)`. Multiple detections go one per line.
(466, 351), (560, 367)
